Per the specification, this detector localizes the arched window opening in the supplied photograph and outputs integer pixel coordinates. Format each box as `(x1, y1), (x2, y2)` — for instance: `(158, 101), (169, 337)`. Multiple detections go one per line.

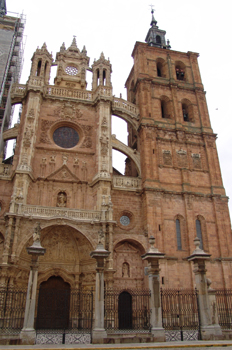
(160, 97), (171, 119)
(161, 101), (165, 118)
(196, 219), (203, 250)
(182, 103), (189, 122)
(97, 69), (100, 86)
(103, 69), (106, 86)
(176, 65), (185, 80)
(156, 35), (161, 44)
(176, 219), (182, 250)
(44, 62), (47, 77)
(157, 62), (162, 77)
(36, 60), (42, 76)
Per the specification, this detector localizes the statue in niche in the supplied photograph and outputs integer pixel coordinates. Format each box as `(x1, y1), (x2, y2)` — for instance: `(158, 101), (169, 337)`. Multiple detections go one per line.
(122, 262), (130, 278)
(56, 191), (67, 207)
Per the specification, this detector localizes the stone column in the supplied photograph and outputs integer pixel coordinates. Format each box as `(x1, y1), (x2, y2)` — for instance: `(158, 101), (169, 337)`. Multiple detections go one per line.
(187, 237), (222, 340)
(90, 230), (110, 344)
(20, 223), (46, 345)
(142, 236), (166, 342)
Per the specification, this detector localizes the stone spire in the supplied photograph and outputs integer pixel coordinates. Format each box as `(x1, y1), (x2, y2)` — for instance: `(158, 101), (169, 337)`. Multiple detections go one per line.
(145, 9), (171, 49)
(0, 0), (7, 16)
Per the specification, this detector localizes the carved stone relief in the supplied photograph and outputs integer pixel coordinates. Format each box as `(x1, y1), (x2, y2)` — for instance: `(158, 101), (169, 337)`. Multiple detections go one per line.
(54, 102), (83, 120)
(176, 149), (188, 168)
(40, 120), (54, 144)
(192, 153), (202, 169)
(163, 150), (172, 166)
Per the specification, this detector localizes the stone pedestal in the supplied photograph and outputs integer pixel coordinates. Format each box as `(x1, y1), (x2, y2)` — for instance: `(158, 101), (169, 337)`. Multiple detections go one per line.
(187, 237), (222, 340)
(20, 223), (46, 345)
(142, 236), (166, 342)
(90, 232), (110, 344)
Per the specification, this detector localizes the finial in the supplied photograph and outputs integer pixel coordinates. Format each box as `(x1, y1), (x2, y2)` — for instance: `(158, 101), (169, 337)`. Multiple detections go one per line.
(194, 236), (202, 252)
(148, 236), (159, 253)
(82, 45), (87, 55)
(150, 7), (157, 26)
(60, 42), (66, 52)
(41, 42), (47, 50)
(70, 36), (77, 48)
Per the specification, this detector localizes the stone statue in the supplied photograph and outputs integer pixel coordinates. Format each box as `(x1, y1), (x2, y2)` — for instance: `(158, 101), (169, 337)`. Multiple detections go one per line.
(33, 223), (41, 244)
(122, 262), (130, 277)
(56, 192), (67, 207)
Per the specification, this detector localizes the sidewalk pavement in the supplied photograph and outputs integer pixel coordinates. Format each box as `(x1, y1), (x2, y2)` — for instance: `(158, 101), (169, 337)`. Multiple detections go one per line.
(1, 340), (232, 350)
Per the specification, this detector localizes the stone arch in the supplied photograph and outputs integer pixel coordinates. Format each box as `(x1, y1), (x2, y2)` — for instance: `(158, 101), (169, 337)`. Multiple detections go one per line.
(175, 60), (187, 81)
(38, 267), (75, 288)
(111, 136), (141, 176)
(113, 239), (147, 289)
(111, 106), (139, 132)
(180, 98), (194, 122)
(160, 95), (173, 119)
(16, 221), (95, 259)
(156, 57), (168, 78)
(16, 224), (96, 287)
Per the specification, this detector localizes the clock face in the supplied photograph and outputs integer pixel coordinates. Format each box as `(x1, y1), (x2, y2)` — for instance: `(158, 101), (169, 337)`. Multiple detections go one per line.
(53, 126), (79, 148)
(65, 66), (78, 76)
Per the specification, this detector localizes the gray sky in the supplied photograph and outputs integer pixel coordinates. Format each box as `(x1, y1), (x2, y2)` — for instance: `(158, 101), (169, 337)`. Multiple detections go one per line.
(7, 0), (232, 219)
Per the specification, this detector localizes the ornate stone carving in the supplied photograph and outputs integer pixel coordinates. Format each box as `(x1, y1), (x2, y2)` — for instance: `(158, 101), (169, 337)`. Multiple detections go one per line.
(176, 149), (188, 168)
(56, 191), (67, 207)
(100, 135), (109, 155)
(163, 150), (172, 166)
(40, 120), (54, 144)
(55, 102), (83, 120)
(113, 176), (141, 191)
(40, 157), (47, 177)
(192, 153), (202, 169)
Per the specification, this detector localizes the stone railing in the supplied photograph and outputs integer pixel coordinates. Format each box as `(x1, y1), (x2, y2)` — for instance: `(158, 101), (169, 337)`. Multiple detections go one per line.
(11, 83), (26, 96)
(112, 176), (142, 191)
(18, 204), (101, 222)
(46, 86), (93, 101)
(112, 98), (139, 120)
(93, 86), (112, 99)
(28, 77), (44, 87)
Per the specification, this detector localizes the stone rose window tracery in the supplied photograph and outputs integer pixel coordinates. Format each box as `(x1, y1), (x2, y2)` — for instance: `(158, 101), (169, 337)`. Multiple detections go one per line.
(53, 126), (79, 148)
(65, 66), (78, 76)
(120, 215), (130, 226)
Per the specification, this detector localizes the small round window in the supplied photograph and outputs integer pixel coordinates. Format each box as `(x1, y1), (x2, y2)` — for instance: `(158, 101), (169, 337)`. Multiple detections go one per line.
(53, 127), (79, 148)
(65, 66), (78, 76)
(120, 215), (130, 226)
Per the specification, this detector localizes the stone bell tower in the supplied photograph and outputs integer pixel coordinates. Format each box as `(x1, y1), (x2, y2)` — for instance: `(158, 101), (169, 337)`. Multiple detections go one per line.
(125, 10), (232, 288)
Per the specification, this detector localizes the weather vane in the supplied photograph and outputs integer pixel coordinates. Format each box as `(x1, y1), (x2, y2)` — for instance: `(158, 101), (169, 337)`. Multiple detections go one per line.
(149, 4), (155, 13)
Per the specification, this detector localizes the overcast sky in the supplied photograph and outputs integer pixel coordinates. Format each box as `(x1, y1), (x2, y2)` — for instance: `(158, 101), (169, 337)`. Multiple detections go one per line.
(6, 0), (232, 219)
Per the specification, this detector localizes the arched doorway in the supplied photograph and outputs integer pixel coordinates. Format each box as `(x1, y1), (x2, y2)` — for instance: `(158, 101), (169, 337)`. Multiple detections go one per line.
(118, 291), (132, 329)
(36, 276), (70, 329)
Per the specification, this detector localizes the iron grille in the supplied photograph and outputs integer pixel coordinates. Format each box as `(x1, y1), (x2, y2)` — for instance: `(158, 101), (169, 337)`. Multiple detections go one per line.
(104, 288), (151, 333)
(0, 286), (27, 335)
(161, 288), (201, 341)
(216, 289), (232, 329)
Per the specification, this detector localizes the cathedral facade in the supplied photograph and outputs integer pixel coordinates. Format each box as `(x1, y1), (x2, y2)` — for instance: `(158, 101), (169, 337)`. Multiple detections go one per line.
(0, 11), (231, 315)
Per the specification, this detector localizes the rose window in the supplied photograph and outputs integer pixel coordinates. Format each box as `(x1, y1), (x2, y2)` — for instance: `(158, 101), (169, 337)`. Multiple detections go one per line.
(120, 215), (130, 226)
(65, 66), (78, 76)
(53, 127), (79, 148)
